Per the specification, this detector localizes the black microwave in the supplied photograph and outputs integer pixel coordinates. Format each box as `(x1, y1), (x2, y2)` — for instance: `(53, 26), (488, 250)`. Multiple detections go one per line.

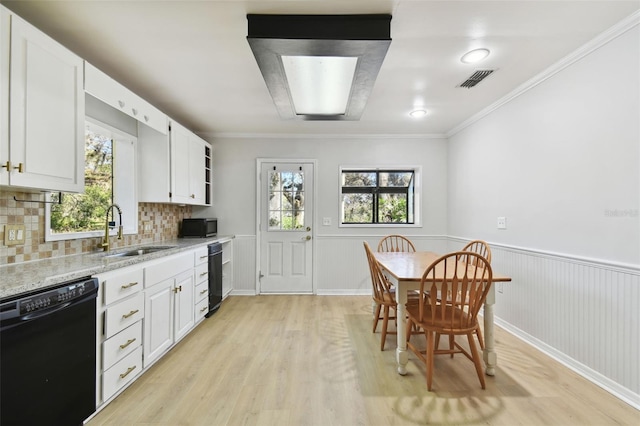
(181, 218), (217, 238)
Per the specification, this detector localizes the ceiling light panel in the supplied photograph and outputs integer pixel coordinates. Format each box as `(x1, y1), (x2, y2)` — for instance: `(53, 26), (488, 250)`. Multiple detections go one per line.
(282, 55), (358, 115)
(247, 14), (392, 121)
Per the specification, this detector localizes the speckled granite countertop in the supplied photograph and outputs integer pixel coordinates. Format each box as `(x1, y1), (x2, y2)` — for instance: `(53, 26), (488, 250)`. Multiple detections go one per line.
(0, 236), (233, 300)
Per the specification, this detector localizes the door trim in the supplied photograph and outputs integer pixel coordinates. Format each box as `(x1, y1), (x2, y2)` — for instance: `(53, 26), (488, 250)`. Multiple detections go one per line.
(255, 158), (318, 294)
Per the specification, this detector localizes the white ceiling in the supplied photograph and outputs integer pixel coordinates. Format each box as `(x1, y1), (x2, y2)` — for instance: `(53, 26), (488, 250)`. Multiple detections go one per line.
(2, 0), (639, 139)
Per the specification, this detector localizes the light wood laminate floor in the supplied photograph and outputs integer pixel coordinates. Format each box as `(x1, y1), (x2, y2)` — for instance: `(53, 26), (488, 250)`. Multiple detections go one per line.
(87, 295), (638, 425)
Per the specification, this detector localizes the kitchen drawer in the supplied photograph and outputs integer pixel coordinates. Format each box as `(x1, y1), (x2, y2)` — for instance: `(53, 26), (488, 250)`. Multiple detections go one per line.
(85, 62), (167, 134)
(144, 252), (192, 288)
(195, 262), (208, 285)
(102, 346), (142, 402)
(195, 280), (208, 303)
(195, 297), (209, 320)
(104, 292), (144, 339)
(100, 266), (143, 306)
(194, 246), (208, 266)
(102, 320), (142, 371)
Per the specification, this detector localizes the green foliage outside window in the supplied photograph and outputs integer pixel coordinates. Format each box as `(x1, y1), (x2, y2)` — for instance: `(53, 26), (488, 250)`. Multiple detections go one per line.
(50, 127), (113, 234)
(341, 169), (414, 224)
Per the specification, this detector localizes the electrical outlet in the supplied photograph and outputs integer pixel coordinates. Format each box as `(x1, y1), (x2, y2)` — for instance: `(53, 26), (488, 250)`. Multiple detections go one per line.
(4, 224), (26, 246)
(497, 216), (507, 230)
(322, 217), (331, 226)
(143, 221), (152, 232)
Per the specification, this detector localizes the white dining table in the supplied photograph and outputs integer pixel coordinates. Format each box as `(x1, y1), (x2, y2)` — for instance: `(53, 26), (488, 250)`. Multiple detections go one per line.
(373, 251), (512, 376)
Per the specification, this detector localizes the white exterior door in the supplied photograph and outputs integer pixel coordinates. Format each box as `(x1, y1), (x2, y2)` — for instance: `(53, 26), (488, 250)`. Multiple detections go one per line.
(258, 160), (314, 293)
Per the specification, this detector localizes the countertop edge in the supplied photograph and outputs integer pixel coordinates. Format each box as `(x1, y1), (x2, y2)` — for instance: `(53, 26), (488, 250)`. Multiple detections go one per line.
(1, 236), (234, 300)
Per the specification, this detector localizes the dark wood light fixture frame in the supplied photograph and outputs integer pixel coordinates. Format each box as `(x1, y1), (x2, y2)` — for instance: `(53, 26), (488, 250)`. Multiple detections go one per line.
(247, 14), (392, 121)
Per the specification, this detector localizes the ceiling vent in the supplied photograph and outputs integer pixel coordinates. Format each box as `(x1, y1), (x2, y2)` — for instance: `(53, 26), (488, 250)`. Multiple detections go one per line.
(458, 69), (495, 88)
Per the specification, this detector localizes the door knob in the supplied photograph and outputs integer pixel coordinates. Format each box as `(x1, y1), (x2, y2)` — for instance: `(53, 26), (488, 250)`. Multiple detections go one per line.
(302, 235), (311, 241)
(306, 226), (311, 231)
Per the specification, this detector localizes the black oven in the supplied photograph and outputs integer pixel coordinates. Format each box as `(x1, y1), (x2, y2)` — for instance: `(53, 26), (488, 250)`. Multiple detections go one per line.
(181, 218), (217, 238)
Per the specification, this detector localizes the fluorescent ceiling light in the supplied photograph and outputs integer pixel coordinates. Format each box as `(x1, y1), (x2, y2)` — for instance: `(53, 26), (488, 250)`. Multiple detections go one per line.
(282, 55), (358, 115)
(247, 14), (392, 120)
(461, 48), (490, 64)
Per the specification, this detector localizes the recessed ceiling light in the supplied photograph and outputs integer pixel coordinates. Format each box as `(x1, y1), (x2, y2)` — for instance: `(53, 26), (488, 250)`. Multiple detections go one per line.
(409, 109), (427, 118)
(461, 48), (490, 64)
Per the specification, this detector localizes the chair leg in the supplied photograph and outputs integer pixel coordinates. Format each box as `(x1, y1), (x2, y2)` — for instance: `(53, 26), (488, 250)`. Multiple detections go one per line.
(406, 318), (414, 343)
(380, 305), (390, 351)
(426, 330), (435, 391)
(475, 324), (485, 350)
(449, 334), (455, 358)
(467, 332), (486, 389)
(373, 303), (382, 333)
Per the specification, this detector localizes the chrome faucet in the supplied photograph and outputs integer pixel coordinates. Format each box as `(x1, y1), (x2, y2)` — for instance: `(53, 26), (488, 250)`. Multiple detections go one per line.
(102, 204), (123, 251)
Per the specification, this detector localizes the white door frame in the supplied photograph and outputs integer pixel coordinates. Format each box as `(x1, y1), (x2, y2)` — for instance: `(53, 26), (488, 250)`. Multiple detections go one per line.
(255, 158), (318, 294)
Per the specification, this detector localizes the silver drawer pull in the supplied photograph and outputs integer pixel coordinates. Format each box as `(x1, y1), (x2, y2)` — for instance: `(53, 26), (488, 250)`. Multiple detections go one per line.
(199, 289), (207, 295)
(121, 281), (139, 289)
(119, 338), (136, 349)
(119, 365), (136, 379)
(122, 309), (139, 319)
(200, 306), (208, 313)
(199, 271), (208, 277)
(199, 255), (207, 260)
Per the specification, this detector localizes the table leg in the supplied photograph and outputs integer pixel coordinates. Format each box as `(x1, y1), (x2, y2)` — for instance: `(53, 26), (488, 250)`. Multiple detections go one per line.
(483, 286), (497, 376)
(396, 285), (409, 375)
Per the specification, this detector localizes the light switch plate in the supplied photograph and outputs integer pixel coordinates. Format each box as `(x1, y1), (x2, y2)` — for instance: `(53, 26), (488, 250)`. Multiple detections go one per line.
(497, 217), (507, 230)
(4, 224), (26, 246)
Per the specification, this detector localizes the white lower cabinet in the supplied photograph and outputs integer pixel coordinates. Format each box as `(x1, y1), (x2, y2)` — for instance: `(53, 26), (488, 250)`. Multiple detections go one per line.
(95, 265), (145, 406)
(143, 252), (194, 368)
(102, 347), (143, 402)
(194, 245), (209, 324)
(93, 243), (231, 413)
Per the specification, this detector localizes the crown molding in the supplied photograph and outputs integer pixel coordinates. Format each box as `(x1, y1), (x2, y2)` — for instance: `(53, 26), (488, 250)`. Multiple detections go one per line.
(204, 132), (448, 140)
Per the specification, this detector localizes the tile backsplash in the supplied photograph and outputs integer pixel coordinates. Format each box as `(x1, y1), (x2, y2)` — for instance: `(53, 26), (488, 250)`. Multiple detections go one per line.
(0, 190), (192, 264)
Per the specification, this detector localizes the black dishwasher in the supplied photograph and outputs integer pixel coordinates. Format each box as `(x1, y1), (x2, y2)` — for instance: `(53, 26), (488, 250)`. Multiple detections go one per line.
(205, 242), (223, 317)
(0, 277), (99, 426)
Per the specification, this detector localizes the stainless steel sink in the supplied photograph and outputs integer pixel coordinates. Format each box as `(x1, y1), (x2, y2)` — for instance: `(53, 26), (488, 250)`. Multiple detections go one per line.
(103, 245), (177, 258)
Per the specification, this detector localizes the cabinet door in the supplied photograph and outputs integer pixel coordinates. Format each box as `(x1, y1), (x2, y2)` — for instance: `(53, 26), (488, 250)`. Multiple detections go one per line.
(8, 13), (84, 192)
(188, 135), (207, 205)
(143, 278), (174, 368)
(1, 8), (9, 187)
(174, 270), (194, 342)
(170, 121), (192, 204)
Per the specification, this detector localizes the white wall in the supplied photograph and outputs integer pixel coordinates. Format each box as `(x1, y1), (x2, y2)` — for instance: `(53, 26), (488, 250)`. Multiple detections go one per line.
(201, 136), (448, 237)
(195, 136), (449, 292)
(448, 26), (639, 265)
(448, 22), (639, 408)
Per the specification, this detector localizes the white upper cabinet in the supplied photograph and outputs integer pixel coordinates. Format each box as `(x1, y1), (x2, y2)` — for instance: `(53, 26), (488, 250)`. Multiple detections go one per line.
(0, 6), (84, 192)
(84, 62), (167, 135)
(170, 121), (209, 205)
(138, 119), (211, 206)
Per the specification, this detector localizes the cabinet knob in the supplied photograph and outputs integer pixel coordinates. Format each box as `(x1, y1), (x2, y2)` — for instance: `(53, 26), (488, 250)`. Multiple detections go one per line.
(144, 115), (149, 122)
(190, 194), (195, 199)
(118, 100), (125, 108)
(132, 108), (138, 116)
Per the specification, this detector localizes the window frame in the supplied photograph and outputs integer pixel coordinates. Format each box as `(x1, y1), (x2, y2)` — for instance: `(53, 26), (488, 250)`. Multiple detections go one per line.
(339, 166), (421, 227)
(45, 117), (138, 242)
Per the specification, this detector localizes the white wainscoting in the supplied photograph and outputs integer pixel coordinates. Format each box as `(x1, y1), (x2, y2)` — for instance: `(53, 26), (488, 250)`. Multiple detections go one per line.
(449, 237), (640, 410)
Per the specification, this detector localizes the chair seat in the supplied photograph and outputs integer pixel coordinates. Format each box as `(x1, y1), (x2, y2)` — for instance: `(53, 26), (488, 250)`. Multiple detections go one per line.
(406, 303), (477, 333)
